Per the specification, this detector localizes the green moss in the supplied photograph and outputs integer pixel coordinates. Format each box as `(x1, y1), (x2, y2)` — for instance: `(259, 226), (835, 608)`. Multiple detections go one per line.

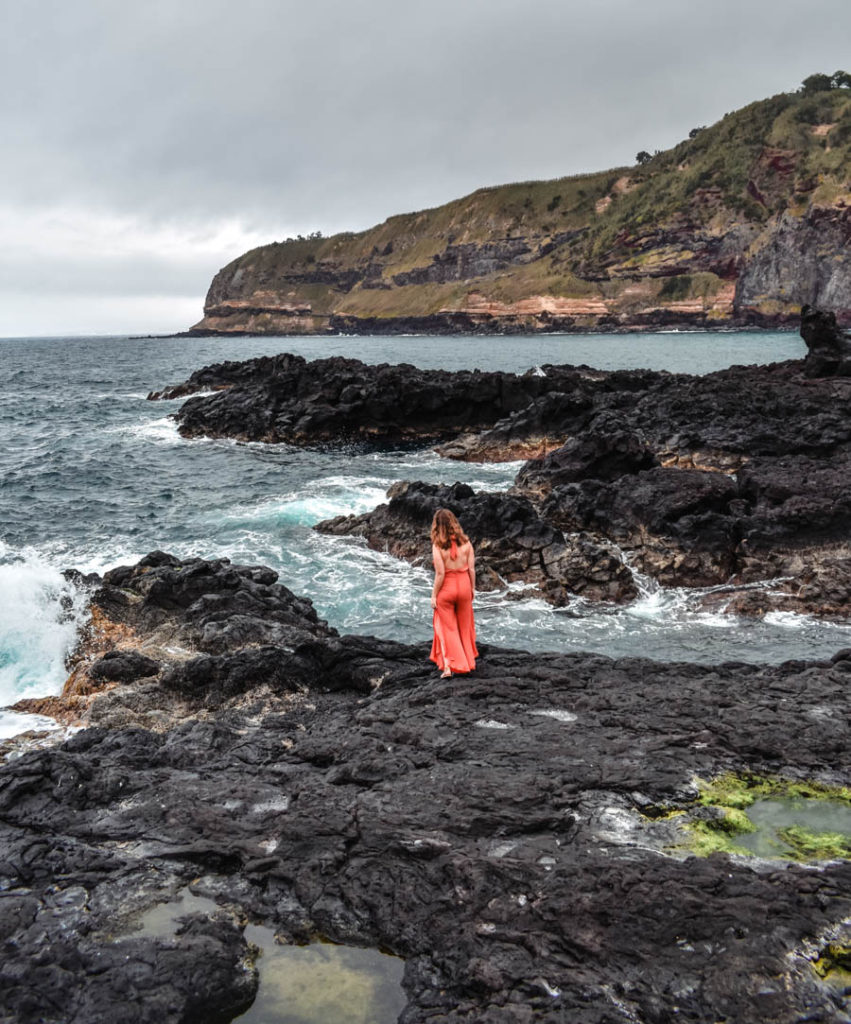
(686, 821), (752, 857)
(777, 826), (851, 861)
(674, 774), (851, 861)
(696, 773), (851, 811)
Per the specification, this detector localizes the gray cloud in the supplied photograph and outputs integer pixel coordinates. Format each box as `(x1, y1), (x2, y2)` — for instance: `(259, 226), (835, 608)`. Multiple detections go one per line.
(3, 0), (851, 333)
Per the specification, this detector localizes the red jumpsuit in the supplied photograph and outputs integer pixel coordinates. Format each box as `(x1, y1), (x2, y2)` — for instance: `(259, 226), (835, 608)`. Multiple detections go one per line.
(430, 540), (478, 673)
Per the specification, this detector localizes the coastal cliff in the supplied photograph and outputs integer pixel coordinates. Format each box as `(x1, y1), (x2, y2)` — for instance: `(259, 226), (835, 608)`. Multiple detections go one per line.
(189, 87), (851, 336)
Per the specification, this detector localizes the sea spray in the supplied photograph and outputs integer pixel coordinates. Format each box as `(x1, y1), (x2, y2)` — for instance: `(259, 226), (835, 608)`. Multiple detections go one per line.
(0, 542), (90, 711)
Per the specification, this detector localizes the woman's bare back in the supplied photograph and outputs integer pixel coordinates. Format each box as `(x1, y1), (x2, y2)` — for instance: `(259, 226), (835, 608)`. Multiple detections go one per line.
(437, 540), (472, 572)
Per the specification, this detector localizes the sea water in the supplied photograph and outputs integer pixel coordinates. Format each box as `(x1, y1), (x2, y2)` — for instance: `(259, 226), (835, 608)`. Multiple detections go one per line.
(1, 331), (849, 737)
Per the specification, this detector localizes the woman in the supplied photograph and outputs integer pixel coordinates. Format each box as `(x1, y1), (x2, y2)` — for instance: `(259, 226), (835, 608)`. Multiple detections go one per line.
(429, 508), (478, 677)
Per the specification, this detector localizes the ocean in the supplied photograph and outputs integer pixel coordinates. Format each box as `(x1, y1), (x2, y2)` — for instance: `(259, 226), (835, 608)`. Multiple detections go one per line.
(2, 330), (849, 738)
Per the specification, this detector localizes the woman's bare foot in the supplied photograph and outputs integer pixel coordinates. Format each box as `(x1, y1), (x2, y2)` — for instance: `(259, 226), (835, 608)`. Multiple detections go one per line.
(441, 668), (452, 678)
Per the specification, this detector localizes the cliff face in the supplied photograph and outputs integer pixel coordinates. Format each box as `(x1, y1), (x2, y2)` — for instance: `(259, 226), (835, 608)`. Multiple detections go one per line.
(190, 89), (851, 335)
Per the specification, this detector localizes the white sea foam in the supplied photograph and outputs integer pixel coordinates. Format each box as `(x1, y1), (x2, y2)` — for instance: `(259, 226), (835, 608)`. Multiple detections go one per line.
(0, 544), (90, 735)
(114, 415), (183, 445)
(764, 610), (812, 629)
(0, 710), (61, 740)
(217, 477), (391, 531)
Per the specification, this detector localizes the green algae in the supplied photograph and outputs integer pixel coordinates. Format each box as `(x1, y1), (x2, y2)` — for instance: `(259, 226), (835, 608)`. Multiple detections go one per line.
(685, 821), (753, 858)
(777, 826), (851, 862)
(696, 773), (851, 811)
(675, 774), (851, 862)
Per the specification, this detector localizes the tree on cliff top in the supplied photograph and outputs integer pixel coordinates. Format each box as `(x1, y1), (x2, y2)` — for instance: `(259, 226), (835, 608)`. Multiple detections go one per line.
(801, 71), (851, 93)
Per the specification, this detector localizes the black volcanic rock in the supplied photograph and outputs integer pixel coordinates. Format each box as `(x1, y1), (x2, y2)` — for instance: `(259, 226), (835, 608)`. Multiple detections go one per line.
(514, 430), (660, 499)
(150, 327), (851, 466)
(542, 467), (741, 586)
(316, 480), (637, 605)
(151, 353), (586, 445)
(89, 649), (161, 683)
(443, 360), (851, 466)
(736, 452), (851, 555)
(1, 553), (850, 1024)
(98, 550), (332, 656)
(801, 303), (851, 377)
(530, 451), (851, 613)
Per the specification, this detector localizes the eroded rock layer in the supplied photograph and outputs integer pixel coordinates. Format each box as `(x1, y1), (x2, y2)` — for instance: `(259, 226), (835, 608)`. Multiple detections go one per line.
(2, 554), (850, 1023)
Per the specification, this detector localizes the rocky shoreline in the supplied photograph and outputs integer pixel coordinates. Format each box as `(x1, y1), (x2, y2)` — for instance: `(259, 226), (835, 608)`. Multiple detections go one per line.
(149, 308), (851, 620)
(182, 311), (807, 338)
(2, 552), (850, 1023)
(2, 311), (849, 1022)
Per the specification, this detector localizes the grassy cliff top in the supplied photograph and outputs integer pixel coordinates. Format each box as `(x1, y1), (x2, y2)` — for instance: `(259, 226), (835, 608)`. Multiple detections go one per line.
(221, 85), (851, 282)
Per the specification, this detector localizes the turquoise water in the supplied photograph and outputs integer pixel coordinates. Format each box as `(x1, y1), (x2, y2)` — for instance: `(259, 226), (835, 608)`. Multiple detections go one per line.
(1, 331), (849, 735)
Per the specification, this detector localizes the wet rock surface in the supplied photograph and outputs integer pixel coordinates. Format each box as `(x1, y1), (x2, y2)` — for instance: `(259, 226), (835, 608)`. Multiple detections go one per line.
(316, 480), (636, 606)
(1, 554), (850, 1023)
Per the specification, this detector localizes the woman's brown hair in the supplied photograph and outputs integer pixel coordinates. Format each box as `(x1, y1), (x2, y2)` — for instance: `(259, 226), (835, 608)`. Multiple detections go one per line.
(430, 508), (469, 549)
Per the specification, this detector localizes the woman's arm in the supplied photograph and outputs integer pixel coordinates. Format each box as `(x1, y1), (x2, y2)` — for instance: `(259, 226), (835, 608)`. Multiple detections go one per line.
(467, 544), (476, 594)
(431, 544), (445, 609)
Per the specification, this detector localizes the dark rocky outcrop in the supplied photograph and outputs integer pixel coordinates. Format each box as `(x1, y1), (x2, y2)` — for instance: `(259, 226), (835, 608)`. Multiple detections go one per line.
(316, 480), (636, 606)
(542, 467), (741, 587)
(151, 321), (851, 461)
(150, 354), (587, 445)
(442, 359), (851, 464)
(513, 430), (660, 500)
(149, 322), (851, 617)
(14, 551), (337, 730)
(531, 450), (851, 610)
(801, 303), (851, 377)
(2, 554), (850, 1023)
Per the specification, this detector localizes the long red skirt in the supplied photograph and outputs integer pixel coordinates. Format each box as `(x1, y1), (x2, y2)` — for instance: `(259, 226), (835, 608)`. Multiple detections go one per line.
(430, 570), (478, 673)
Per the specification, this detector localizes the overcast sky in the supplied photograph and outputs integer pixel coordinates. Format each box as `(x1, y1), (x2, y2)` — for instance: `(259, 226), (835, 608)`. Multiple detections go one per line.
(2, 0), (850, 336)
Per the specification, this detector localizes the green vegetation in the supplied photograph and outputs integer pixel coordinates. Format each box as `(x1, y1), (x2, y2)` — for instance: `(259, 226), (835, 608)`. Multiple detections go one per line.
(674, 774), (851, 862)
(777, 825), (851, 861)
(694, 773), (851, 809)
(801, 70), (851, 94)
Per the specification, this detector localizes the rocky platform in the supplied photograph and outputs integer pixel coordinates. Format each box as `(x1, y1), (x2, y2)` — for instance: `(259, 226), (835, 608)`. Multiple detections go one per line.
(2, 554), (851, 1023)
